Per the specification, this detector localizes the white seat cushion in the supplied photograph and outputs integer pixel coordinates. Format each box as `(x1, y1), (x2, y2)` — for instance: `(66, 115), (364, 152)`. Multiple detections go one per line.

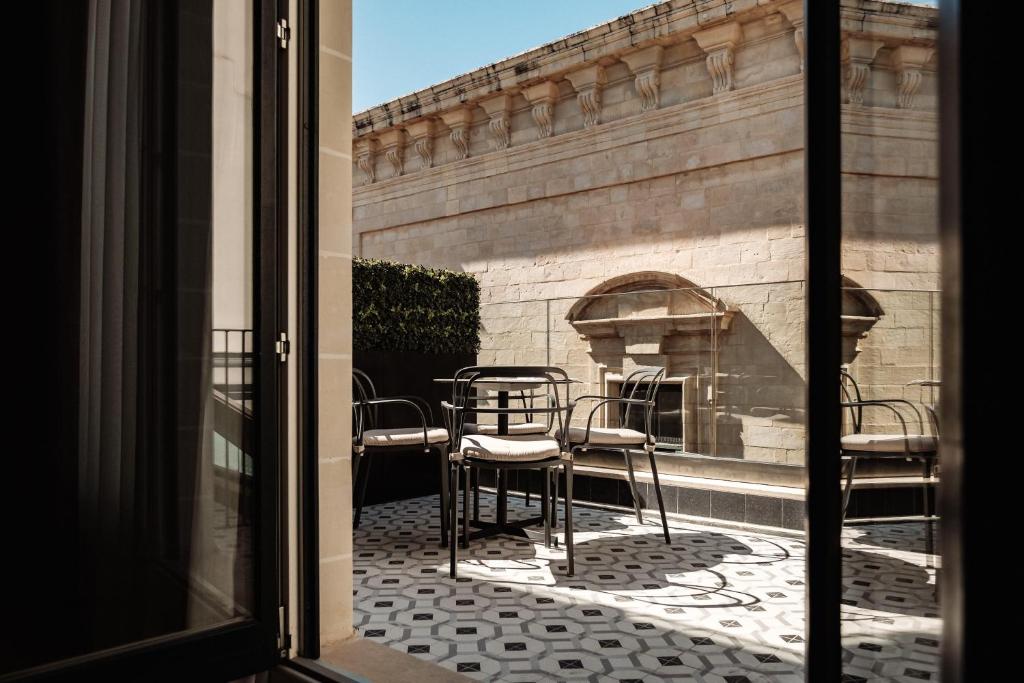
(460, 434), (561, 462)
(841, 433), (937, 454)
(362, 427), (448, 448)
(557, 426), (648, 446)
(464, 422), (548, 435)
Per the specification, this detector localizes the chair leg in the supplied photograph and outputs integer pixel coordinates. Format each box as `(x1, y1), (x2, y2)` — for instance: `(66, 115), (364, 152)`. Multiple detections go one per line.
(462, 465), (471, 549)
(564, 460), (574, 577)
(439, 446), (449, 547)
(353, 450), (373, 528)
(542, 466), (552, 548)
(550, 468), (559, 526)
(449, 461), (458, 578)
(525, 470), (531, 506)
(472, 467), (480, 522)
(841, 456), (857, 523)
(648, 451), (671, 544)
(624, 449), (645, 524)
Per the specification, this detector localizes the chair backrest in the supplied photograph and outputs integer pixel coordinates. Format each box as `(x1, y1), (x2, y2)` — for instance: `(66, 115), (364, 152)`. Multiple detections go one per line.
(839, 368), (864, 433)
(619, 366), (665, 435)
(352, 368), (378, 434)
(447, 366), (572, 444)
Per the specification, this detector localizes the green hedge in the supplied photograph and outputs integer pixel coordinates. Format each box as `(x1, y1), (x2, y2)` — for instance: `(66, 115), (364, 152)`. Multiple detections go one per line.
(353, 258), (480, 354)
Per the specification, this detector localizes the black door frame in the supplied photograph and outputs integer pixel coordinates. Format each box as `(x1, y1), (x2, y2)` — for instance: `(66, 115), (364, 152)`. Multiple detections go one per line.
(4, 1), (290, 680)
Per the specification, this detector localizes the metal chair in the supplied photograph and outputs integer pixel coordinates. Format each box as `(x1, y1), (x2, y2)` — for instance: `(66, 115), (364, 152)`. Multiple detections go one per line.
(442, 366), (576, 578)
(351, 369), (450, 545)
(557, 367), (671, 544)
(840, 369), (939, 522)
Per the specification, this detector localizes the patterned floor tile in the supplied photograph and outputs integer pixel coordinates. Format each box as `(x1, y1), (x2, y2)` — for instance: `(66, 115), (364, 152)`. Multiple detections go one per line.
(352, 493), (940, 681)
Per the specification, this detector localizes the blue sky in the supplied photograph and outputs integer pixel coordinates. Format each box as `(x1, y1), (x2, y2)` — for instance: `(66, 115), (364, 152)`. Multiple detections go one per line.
(353, 0), (654, 112)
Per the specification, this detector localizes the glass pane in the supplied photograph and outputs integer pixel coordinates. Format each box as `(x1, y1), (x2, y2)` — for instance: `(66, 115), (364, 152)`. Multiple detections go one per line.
(9, 1), (257, 673)
(839, 3), (942, 679)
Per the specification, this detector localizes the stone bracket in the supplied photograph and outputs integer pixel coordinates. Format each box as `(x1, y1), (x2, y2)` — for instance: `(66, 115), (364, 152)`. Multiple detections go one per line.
(377, 128), (406, 178)
(439, 107), (474, 161)
(891, 45), (933, 109)
(621, 45), (664, 112)
(694, 22), (743, 95)
(479, 93), (514, 150)
(405, 119), (435, 169)
(842, 36), (884, 106)
(522, 81), (560, 139)
(565, 64), (606, 128)
(354, 137), (378, 184)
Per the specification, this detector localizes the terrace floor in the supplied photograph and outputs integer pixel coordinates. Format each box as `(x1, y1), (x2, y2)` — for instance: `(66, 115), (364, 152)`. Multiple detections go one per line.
(352, 493), (939, 682)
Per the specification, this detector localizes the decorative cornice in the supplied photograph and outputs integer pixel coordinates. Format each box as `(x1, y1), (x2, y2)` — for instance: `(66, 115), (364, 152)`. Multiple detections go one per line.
(354, 137), (378, 184)
(439, 107), (474, 160)
(693, 22), (743, 95)
(620, 45), (664, 112)
(842, 36), (883, 106)
(378, 129), (406, 178)
(479, 93), (513, 151)
(522, 81), (560, 139)
(891, 45), (933, 109)
(565, 65), (606, 128)
(405, 119), (435, 169)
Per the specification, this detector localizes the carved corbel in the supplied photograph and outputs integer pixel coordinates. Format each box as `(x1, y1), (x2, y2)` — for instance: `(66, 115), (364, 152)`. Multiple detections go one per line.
(777, 1), (805, 72)
(565, 64), (606, 128)
(842, 36), (883, 106)
(479, 93), (513, 150)
(377, 128), (406, 178)
(354, 137), (378, 185)
(522, 81), (560, 139)
(891, 45), (934, 109)
(620, 45), (664, 111)
(693, 22), (743, 95)
(439, 107), (474, 160)
(405, 119), (435, 169)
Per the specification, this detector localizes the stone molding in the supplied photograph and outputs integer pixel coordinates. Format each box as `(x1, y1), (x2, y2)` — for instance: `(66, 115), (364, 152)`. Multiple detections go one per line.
(522, 81), (560, 139)
(405, 119), (435, 169)
(479, 93), (513, 151)
(777, 1), (804, 72)
(378, 128), (406, 178)
(842, 37), (883, 106)
(620, 45), (664, 112)
(439, 107), (474, 160)
(891, 45), (933, 109)
(355, 137), (378, 185)
(565, 65), (607, 129)
(693, 22), (743, 95)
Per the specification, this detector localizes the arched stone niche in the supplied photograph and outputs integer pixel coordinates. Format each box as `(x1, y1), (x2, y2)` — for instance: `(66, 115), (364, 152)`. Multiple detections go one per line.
(566, 272), (734, 452)
(566, 272), (734, 374)
(841, 275), (884, 364)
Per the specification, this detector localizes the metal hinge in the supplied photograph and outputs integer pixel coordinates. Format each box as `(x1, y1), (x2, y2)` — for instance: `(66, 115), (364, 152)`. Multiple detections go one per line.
(275, 332), (290, 362)
(276, 18), (291, 49)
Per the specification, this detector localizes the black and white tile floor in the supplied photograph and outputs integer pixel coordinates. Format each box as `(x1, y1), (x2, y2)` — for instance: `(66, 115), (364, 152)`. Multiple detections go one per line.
(353, 493), (939, 682)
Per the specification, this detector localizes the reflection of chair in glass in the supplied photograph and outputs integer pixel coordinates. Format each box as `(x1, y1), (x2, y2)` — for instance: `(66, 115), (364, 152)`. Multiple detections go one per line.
(351, 369), (450, 544)
(443, 366), (575, 578)
(840, 369), (938, 522)
(557, 367), (671, 544)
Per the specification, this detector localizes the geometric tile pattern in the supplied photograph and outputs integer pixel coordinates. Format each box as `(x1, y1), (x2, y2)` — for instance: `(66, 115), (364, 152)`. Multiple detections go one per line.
(353, 493), (939, 682)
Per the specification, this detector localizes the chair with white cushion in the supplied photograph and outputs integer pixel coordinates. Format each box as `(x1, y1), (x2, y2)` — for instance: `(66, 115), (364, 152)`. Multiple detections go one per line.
(352, 369), (450, 544)
(557, 367), (671, 544)
(442, 366), (575, 578)
(840, 369), (939, 522)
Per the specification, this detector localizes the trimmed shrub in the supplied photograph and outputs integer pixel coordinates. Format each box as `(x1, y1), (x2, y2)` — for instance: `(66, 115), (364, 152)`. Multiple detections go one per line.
(352, 257), (480, 355)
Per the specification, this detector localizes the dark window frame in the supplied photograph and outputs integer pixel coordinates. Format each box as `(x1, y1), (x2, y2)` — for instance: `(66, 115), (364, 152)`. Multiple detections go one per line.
(3, 1), (289, 680)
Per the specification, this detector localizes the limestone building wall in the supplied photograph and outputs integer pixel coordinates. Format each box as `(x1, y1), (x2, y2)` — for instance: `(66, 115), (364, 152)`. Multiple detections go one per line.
(351, 0), (938, 467)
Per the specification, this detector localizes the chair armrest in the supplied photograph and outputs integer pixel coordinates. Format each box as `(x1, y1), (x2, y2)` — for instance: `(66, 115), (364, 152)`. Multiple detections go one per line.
(854, 398), (925, 434)
(353, 397), (432, 450)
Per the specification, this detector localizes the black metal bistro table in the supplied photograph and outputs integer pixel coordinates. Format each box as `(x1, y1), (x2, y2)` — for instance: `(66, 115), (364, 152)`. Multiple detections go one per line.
(434, 375), (579, 541)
